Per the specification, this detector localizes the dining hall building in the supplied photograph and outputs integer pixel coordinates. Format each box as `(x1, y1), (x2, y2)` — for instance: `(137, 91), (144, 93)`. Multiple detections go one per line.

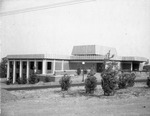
(6, 45), (148, 83)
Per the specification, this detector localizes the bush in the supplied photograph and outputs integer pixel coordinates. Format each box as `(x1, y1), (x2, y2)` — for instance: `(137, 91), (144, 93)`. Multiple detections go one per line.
(45, 76), (50, 82)
(85, 74), (97, 94)
(101, 71), (118, 96)
(118, 73), (136, 89)
(77, 68), (81, 75)
(83, 69), (87, 74)
(0, 57), (7, 78)
(118, 74), (128, 89)
(89, 68), (96, 76)
(59, 74), (72, 91)
(6, 77), (13, 85)
(16, 77), (21, 84)
(147, 77), (150, 87)
(29, 73), (39, 84)
(21, 75), (27, 84)
(127, 73), (136, 87)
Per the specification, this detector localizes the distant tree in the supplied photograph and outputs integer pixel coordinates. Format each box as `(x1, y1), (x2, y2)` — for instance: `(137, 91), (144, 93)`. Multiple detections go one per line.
(0, 57), (7, 78)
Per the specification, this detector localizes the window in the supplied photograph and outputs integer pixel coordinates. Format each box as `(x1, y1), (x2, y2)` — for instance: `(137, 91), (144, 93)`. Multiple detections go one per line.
(38, 62), (42, 70)
(47, 62), (51, 70)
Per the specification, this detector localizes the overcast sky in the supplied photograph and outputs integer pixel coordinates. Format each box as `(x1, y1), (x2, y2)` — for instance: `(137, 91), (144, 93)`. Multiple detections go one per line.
(0, 0), (150, 60)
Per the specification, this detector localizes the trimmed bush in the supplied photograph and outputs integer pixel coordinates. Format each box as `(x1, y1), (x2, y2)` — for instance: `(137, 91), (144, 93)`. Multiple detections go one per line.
(101, 71), (118, 96)
(16, 77), (21, 84)
(147, 77), (150, 87)
(21, 75), (27, 84)
(59, 74), (72, 91)
(6, 77), (13, 85)
(89, 68), (96, 76)
(118, 74), (128, 89)
(118, 73), (136, 89)
(77, 68), (81, 75)
(45, 76), (50, 82)
(85, 73), (97, 94)
(29, 73), (39, 84)
(83, 69), (87, 74)
(127, 73), (136, 87)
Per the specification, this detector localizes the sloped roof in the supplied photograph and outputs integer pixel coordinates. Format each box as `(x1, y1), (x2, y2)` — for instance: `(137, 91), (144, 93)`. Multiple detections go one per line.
(71, 45), (117, 56)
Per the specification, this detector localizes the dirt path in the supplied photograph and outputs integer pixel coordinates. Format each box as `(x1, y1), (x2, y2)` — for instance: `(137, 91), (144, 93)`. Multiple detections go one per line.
(1, 83), (150, 116)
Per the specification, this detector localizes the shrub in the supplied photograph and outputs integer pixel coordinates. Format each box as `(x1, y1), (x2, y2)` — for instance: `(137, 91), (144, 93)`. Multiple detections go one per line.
(101, 70), (118, 96)
(127, 73), (136, 87)
(59, 74), (72, 91)
(0, 57), (7, 78)
(29, 73), (39, 84)
(85, 73), (97, 94)
(118, 73), (136, 89)
(16, 77), (21, 84)
(89, 68), (96, 76)
(45, 76), (50, 82)
(118, 74), (128, 89)
(6, 77), (13, 85)
(77, 68), (81, 75)
(83, 69), (87, 74)
(147, 76), (150, 87)
(21, 75), (27, 84)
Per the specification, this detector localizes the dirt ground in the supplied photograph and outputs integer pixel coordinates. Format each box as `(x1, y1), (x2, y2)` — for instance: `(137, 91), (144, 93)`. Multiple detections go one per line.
(1, 82), (150, 116)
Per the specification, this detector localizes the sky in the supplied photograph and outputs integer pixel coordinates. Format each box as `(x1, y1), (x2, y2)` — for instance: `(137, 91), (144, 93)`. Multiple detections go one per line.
(0, 0), (150, 60)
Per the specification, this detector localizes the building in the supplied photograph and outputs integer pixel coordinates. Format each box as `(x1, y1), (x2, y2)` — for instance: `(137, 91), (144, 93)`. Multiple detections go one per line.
(6, 45), (148, 83)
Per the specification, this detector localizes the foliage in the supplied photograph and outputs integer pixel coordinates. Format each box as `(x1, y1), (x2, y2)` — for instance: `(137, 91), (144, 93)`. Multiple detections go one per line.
(101, 70), (118, 96)
(21, 75), (27, 84)
(83, 69), (87, 74)
(101, 60), (119, 96)
(118, 73), (136, 89)
(147, 76), (150, 87)
(0, 57), (7, 78)
(15, 77), (20, 84)
(89, 67), (96, 76)
(143, 65), (150, 72)
(29, 73), (39, 84)
(6, 77), (13, 85)
(127, 73), (136, 87)
(85, 73), (97, 94)
(59, 74), (72, 91)
(45, 76), (50, 82)
(77, 68), (81, 75)
(118, 74), (128, 89)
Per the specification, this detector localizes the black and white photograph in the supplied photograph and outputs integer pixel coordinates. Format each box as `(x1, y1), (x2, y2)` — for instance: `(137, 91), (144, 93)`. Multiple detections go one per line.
(0, 0), (150, 116)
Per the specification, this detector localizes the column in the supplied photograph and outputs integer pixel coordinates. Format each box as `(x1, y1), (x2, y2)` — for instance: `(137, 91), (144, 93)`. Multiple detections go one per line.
(13, 61), (16, 84)
(26, 60), (29, 83)
(61, 60), (64, 71)
(53, 60), (56, 74)
(42, 60), (46, 74)
(19, 61), (22, 80)
(6, 61), (10, 81)
(131, 62), (133, 71)
(34, 60), (37, 73)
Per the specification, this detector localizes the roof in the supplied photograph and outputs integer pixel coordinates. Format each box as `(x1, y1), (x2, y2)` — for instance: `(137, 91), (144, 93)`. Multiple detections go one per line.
(71, 45), (117, 56)
(7, 54), (70, 60)
(6, 45), (148, 62)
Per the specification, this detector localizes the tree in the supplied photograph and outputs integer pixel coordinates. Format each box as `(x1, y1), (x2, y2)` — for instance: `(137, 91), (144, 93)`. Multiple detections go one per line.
(0, 57), (7, 78)
(101, 51), (118, 96)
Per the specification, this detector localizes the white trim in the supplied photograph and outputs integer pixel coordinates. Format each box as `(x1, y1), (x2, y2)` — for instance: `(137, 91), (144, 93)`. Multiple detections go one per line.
(19, 60), (22, 79)
(13, 61), (16, 84)
(6, 61), (10, 81)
